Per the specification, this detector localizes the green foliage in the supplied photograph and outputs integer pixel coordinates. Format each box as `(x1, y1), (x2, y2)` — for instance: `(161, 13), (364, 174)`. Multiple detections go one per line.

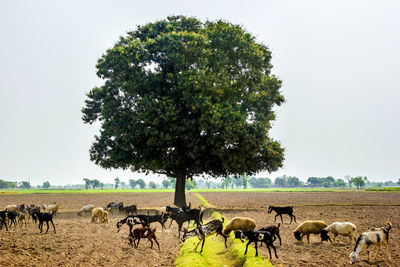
(274, 176), (286, 187)
(149, 181), (157, 189)
(0, 179), (17, 189)
(82, 15), (285, 206)
(307, 176), (336, 187)
(114, 177), (120, 189)
(18, 181), (31, 189)
(136, 179), (145, 189)
(42, 181), (51, 189)
(162, 179), (170, 189)
(248, 177), (271, 188)
(334, 178), (346, 187)
(185, 178), (197, 190)
(129, 179), (137, 189)
(351, 176), (366, 189)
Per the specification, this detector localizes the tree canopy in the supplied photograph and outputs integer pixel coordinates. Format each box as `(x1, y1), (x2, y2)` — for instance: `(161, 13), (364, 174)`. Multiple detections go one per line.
(82, 16), (285, 206)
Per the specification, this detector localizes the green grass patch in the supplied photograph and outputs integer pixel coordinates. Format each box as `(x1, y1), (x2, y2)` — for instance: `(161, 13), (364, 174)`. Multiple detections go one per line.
(365, 187), (400, 192)
(175, 193), (274, 267)
(191, 188), (357, 193)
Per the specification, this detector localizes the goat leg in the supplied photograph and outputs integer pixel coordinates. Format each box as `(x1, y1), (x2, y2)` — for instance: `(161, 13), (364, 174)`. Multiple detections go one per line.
(199, 238), (206, 253)
(50, 220), (56, 234)
(45, 221), (50, 233)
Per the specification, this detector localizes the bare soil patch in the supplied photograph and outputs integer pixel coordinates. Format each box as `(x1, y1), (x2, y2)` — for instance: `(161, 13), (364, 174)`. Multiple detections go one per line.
(1, 191), (399, 266)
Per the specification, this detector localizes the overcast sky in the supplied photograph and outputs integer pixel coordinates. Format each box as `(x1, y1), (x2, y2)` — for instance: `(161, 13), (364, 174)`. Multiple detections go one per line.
(1, 0), (399, 186)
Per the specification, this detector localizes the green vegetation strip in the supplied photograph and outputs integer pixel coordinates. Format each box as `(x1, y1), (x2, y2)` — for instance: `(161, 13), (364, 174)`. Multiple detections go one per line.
(175, 193), (273, 267)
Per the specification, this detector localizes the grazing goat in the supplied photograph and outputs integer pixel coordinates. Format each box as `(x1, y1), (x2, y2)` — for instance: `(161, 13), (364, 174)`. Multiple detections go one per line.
(91, 207), (106, 223)
(165, 203), (192, 227)
(258, 223), (282, 246)
(267, 205), (296, 224)
(127, 227), (160, 250)
(349, 221), (392, 264)
(117, 215), (149, 233)
(105, 202), (123, 214)
(119, 204), (137, 215)
(235, 230), (278, 259)
(294, 220), (328, 244)
(321, 222), (357, 244)
(42, 203), (59, 216)
(32, 211), (56, 234)
(17, 213), (27, 228)
(146, 213), (169, 230)
(0, 210), (8, 231)
(77, 204), (94, 216)
(170, 209), (203, 238)
(223, 217), (256, 235)
(181, 218), (228, 253)
(5, 205), (17, 212)
(6, 211), (19, 228)
(26, 206), (40, 223)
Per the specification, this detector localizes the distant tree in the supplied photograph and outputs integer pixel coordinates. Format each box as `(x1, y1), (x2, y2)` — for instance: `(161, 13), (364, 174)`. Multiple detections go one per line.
(137, 179), (145, 189)
(42, 181), (51, 189)
(162, 179), (170, 189)
(397, 178), (400, 186)
(120, 181), (127, 189)
(345, 175), (353, 188)
(222, 176), (231, 189)
(274, 176), (286, 188)
(92, 179), (100, 189)
(384, 180), (396, 187)
(376, 182), (383, 188)
(19, 181), (31, 189)
(286, 176), (301, 187)
(100, 182), (104, 189)
(185, 179), (196, 190)
(235, 176), (242, 188)
(114, 177), (120, 189)
(83, 178), (91, 189)
(206, 181), (211, 189)
(241, 173), (248, 189)
(149, 181), (157, 189)
(352, 177), (365, 189)
(334, 179), (346, 187)
(129, 179), (137, 189)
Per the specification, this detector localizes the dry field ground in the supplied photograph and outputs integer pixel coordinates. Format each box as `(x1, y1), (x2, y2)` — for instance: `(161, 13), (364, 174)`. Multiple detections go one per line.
(0, 191), (399, 266)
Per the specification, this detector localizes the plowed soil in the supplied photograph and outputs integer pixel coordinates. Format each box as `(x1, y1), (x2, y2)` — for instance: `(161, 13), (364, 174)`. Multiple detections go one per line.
(1, 191), (399, 266)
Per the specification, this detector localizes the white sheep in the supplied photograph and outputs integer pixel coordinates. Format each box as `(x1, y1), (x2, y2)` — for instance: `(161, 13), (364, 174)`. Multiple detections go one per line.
(5, 205), (17, 211)
(42, 203), (59, 215)
(293, 220), (328, 244)
(321, 222), (357, 244)
(349, 221), (392, 264)
(77, 204), (95, 216)
(222, 217), (256, 235)
(91, 207), (104, 223)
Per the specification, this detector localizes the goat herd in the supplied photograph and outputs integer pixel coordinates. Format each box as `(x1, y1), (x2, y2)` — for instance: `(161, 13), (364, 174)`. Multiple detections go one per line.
(0, 202), (394, 265)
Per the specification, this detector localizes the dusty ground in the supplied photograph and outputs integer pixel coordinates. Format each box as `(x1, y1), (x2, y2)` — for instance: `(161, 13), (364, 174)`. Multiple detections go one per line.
(0, 191), (399, 266)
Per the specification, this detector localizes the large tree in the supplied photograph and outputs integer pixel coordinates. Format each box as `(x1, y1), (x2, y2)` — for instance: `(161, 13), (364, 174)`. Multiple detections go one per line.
(82, 16), (284, 206)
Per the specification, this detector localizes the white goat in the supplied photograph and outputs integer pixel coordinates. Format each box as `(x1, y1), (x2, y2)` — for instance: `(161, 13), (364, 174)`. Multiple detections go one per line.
(77, 204), (95, 216)
(349, 221), (392, 264)
(321, 222), (357, 244)
(91, 207), (104, 223)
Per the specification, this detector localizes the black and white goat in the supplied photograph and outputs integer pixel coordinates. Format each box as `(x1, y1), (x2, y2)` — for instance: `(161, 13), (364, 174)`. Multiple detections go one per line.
(349, 221), (392, 264)
(235, 230), (279, 259)
(181, 218), (227, 253)
(170, 209), (203, 238)
(267, 205), (296, 224)
(117, 215), (149, 233)
(32, 211), (56, 234)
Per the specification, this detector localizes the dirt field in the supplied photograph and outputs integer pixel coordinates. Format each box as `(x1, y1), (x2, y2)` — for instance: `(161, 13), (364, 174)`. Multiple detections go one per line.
(0, 191), (399, 266)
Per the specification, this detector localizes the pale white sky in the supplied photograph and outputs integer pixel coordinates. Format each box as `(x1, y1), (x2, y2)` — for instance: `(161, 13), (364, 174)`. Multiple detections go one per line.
(0, 0), (399, 186)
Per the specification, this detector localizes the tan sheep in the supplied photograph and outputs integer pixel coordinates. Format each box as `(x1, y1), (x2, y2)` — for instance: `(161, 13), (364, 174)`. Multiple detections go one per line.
(321, 222), (357, 244)
(101, 210), (109, 223)
(223, 217), (256, 235)
(91, 207), (104, 223)
(294, 220), (328, 244)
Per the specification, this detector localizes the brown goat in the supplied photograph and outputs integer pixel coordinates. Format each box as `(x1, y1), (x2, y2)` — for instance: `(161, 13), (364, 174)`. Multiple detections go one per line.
(127, 227), (160, 250)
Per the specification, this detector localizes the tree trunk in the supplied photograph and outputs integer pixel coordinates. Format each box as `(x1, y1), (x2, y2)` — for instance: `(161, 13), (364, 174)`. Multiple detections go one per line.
(174, 173), (187, 207)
